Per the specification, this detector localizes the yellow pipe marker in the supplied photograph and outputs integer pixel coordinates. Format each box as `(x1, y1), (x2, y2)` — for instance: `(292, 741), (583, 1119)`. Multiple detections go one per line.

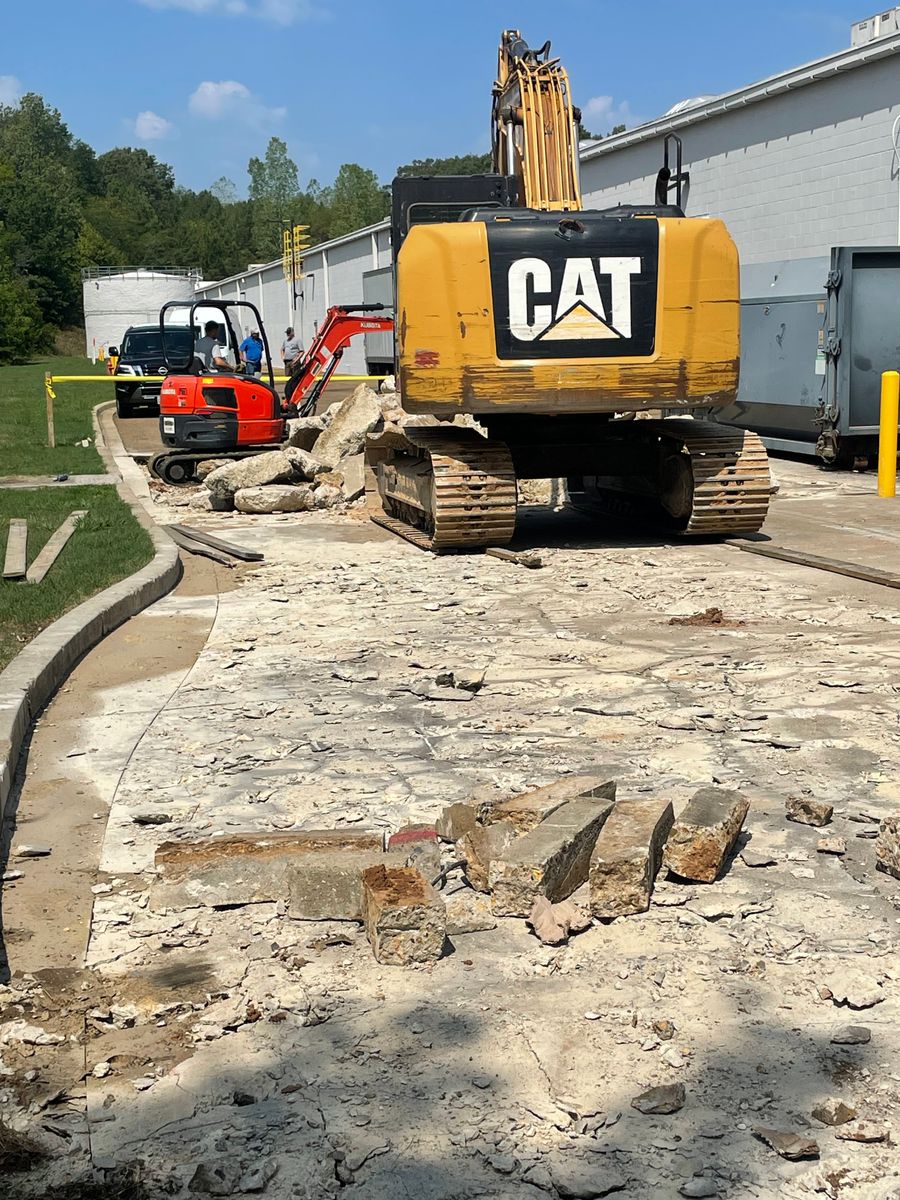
(878, 370), (899, 498)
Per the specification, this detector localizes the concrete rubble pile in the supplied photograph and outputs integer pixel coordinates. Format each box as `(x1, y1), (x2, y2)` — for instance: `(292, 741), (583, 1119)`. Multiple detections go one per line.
(146, 770), (754, 965)
(187, 378), (409, 515)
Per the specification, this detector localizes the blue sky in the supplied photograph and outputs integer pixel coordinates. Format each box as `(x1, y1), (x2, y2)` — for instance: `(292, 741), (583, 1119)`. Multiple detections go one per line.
(1, 0), (869, 194)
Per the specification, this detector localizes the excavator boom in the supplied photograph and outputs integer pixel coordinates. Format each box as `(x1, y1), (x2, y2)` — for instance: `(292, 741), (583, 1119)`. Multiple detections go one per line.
(491, 29), (582, 211)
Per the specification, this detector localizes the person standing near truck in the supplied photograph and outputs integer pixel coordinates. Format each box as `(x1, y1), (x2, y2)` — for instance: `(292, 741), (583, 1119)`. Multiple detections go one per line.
(240, 329), (264, 375)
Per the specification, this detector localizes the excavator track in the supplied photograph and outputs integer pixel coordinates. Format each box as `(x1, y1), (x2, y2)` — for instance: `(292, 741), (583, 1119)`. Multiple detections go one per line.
(671, 421), (771, 536)
(370, 426), (517, 552)
(570, 419), (771, 536)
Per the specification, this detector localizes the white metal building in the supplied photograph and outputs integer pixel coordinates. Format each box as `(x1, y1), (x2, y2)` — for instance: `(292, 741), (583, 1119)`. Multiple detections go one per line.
(194, 12), (900, 366)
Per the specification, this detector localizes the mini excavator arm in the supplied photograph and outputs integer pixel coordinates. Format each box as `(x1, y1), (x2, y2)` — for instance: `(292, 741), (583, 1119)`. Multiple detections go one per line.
(491, 29), (582, 212)
(285, 305), (394, 417)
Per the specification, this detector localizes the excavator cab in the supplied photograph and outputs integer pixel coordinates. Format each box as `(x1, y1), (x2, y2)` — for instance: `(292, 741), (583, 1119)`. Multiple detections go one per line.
(155, 299), (285, 484)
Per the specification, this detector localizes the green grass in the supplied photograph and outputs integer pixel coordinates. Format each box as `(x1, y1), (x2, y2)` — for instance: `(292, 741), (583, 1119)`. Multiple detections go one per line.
(0, 486), (154, 671)
(0, 356), (109, 476)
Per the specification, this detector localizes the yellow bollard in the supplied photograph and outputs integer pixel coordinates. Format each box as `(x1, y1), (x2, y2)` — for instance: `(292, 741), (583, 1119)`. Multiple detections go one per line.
(878, 370), (899, 498)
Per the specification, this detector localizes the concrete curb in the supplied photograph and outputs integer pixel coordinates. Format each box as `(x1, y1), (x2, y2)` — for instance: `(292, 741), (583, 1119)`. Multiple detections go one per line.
(0, 403), (180, 818)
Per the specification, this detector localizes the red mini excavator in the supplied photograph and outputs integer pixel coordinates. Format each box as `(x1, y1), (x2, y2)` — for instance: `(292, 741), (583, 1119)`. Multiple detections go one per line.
(150, 298), (393, 485)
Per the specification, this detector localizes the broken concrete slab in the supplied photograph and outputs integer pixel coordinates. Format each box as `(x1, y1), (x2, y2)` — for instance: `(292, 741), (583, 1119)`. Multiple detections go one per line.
(286, 415), (326, 450)
(444, 889), (497, 935)
(811, 1097), (857, 1126)
(311, 384), (382, 468)
(337, 452), (365, 501)
(631, 1083), (685, 1115)
(459, 820), (517, 893)
(875, 813), (900, 879)
(662, 788), (750, 884)
(589, 797), (674, 918)
(486, 771), (617, 834)
(360, 864), (446, 965)
(489, 797), (614, 917)
(233, 484), (314, 514)
(150, 831), (388, 916)
(205, 450), (295, 497)
(753, 1128), (819, 1160)
(436, 800), (478, 843)
(786, 797), (833, 827)
(283, 446), (328, 480)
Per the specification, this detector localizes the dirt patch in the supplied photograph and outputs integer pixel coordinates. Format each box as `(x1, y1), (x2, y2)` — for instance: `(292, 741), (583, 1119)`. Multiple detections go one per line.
(668, 606), (745, 627)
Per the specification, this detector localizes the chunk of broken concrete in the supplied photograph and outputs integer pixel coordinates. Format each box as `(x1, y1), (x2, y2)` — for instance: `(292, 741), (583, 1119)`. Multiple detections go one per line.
(490, 797), (614, 917)
(459, 820), (517, 893)
(820, 972), (884, 1010)
(816, 836), (846, 856)
(663, 788), (749, 883)
(875, 813), (900, 880)
(234, 484), (315, 514)
(834, 1121), (888, 1143)
(631, 1083), (685, 1115)
(444, 889), (497, 934)
(753, 1128), (819, 1160)
(831, 1025), (871, 1045)
(786, 797), (833, 827)
(527, 895), (592, 945)
(811, 1098), (857, 1126)
(150, 830), (394, 918)
(311, 384), (382, 467)
(283, 446), (328, 480)
(205, 449), (294, 497)
(589, 797), (674, 918)
(486, 771), (616, 834)
(549, 1160), (627, 1197)
(360, 864), (446, 965)
(286, 415), (326, 450)
(188, 1160), (243, 1194)
(436, 801), (478, 843)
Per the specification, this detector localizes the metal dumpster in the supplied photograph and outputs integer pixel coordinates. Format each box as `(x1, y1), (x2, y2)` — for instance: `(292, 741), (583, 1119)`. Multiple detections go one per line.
(719, 246), (900, 466)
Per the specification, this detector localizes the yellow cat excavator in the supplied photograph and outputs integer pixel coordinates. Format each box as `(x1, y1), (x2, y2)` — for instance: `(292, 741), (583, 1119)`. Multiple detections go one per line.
(368, 31), (770, 550)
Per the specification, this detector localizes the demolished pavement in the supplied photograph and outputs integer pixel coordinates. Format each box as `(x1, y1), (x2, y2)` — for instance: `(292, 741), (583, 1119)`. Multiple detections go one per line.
(2, 461), (900, 1199)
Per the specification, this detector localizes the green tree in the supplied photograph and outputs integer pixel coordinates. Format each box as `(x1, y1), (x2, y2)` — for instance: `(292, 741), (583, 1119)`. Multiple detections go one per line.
(329, 163), (389, 238)
(0, 95), (86, 324)
(0, 224), (47, 362)
(248, 136), (300, 259)
(395, 152), (492, 177)
(210, 176), (238, 204)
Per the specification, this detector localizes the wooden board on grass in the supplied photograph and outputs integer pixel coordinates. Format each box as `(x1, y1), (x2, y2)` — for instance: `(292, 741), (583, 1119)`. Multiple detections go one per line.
(26, 510), (87, 584)
(3, 519), (27, 579)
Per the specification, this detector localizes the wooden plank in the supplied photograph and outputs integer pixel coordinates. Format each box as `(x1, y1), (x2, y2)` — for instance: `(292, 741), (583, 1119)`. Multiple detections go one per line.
(166, 526), (235, 567)
(3, 519), (27, 579)
(26, 511), (86, 584)
(168, 524), (264, 562)
(732, 540), (900, 591)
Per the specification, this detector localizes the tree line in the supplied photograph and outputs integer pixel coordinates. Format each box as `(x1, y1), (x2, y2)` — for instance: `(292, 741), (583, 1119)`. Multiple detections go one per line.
(0, 95), (402, 362)
(0, 92), (622, 363)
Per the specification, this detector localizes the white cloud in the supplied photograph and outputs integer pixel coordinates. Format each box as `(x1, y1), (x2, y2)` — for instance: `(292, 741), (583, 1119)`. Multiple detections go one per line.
(134, 110), (174, 140)
(189, 80), (285, 126)
(583, 95), (640, 133)
(138, 0), (321, 25)
(0, 75), (22, 106)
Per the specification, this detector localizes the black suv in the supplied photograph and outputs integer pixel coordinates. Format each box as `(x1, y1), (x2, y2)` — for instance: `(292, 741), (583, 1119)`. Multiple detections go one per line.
(113, 325), (194, 418)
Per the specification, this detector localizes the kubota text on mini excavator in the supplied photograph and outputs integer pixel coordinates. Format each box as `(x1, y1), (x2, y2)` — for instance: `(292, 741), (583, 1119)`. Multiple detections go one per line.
(366, 30), (771, 550)
(149, 299), (392, 485)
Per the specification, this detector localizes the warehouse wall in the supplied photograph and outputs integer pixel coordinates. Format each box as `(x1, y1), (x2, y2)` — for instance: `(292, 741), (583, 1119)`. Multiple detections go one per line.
(580, 53), (900, 265)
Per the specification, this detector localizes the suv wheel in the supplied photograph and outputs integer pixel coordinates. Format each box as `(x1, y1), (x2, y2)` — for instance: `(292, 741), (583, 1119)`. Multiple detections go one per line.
(116, 394), (136, 419)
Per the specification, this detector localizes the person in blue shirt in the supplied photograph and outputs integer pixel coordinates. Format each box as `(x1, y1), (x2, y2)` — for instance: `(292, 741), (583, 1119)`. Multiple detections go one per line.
(239, 329), (264, 375)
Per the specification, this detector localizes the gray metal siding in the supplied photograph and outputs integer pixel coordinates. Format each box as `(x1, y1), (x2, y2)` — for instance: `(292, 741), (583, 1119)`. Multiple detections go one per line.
(581, 54), (900, 265)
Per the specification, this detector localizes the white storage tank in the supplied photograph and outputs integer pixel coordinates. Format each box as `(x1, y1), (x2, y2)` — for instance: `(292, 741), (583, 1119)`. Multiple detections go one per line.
(82, 267), (201, 359)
